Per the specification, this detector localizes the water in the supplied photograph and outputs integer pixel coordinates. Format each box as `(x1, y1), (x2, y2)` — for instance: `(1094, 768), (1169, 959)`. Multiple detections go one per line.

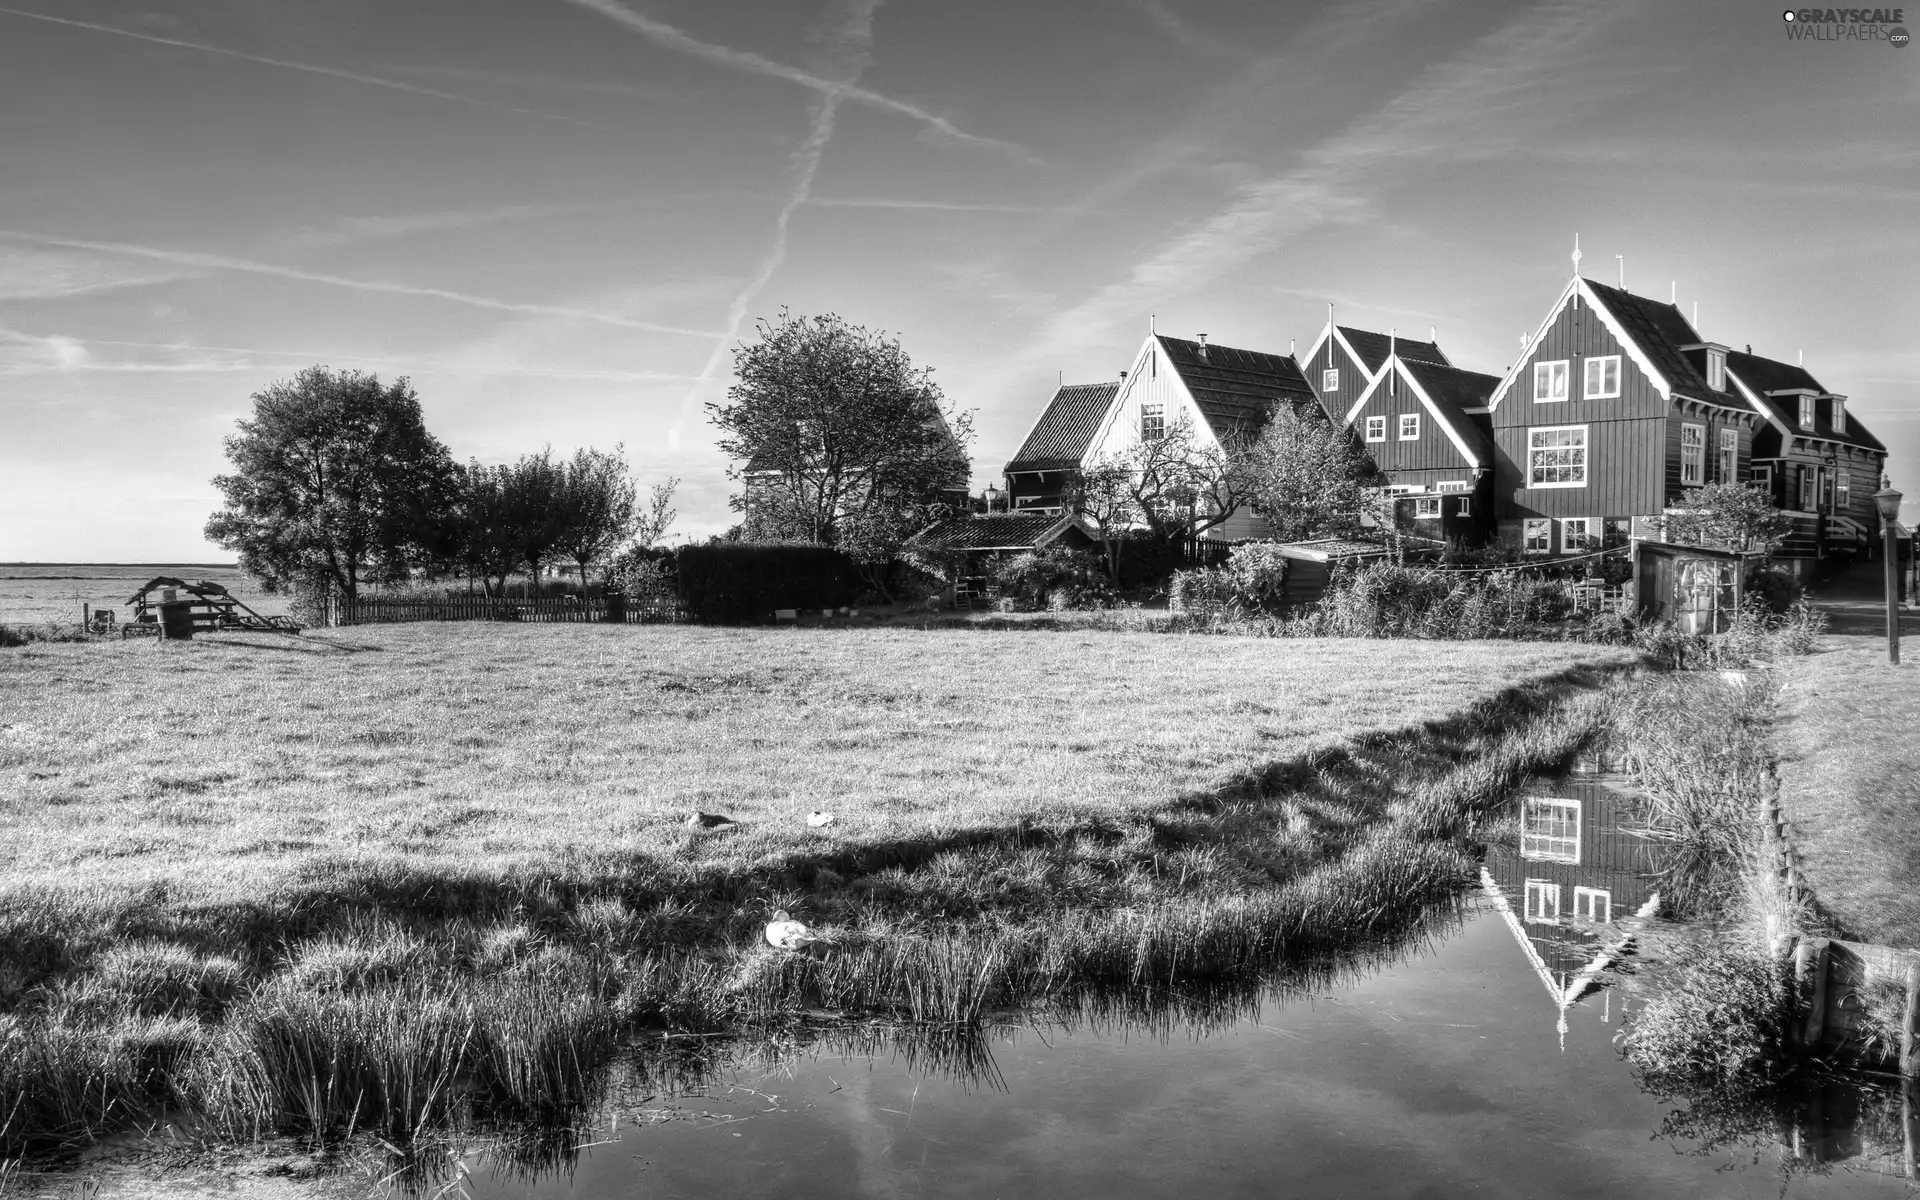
(456, 776), (1916, 1200)
(0, 562), (287, 624)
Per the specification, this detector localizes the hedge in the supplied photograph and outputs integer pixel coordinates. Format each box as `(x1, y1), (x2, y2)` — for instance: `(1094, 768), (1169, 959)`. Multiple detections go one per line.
(674, 543), (861, 623)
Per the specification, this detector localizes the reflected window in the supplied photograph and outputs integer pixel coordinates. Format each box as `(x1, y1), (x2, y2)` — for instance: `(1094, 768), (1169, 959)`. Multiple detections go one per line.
(1523, 879), (1560, 924)
(1521, 796), (1581, 862)
(1573, 886), (1612, 924)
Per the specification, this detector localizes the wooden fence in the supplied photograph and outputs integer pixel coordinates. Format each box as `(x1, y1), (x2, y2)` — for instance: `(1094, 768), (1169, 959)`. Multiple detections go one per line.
(325, 594), (679, 627)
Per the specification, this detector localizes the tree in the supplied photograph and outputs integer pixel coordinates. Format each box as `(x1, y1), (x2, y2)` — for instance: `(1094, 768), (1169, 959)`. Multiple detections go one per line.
(452, 461), (522, 597)
(503, 448), (569, 589)
(1068, 458), (1141, 581)
(634, 476), (681, 548)
(709, 310), (972, 544)
(1110, 415), (1256, 546)
(556, 445), (639, 591)
(1240, 402), (1387, 542)
(1664, 482), (1794, 554)
(206, 367), (455, 601)
(838, 499), (953, 601)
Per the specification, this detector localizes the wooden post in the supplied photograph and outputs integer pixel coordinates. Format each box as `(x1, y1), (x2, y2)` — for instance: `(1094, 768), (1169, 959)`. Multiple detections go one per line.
(1904, 1075), (1917, 1180)
(1795, 938), (1829, 1052)
(1903, 962), (1920, 1078)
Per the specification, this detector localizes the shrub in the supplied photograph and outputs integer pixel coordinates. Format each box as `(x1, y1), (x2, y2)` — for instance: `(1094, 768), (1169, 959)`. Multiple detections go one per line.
(1625, 944), (1791, 1089)
(1301, 563), (1569, 639)
(1746, 567), (1801, 614)
(990, 546), (1114, 611)
(672, 543), (860, 623)
(1166, 567), (1235, 618)
(1223, 542), (1290, 613)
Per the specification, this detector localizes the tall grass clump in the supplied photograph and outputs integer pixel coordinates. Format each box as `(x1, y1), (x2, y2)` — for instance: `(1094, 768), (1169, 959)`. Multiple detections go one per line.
(1290, 564), (1572, 639)
(1624, 941), (1792, 1090)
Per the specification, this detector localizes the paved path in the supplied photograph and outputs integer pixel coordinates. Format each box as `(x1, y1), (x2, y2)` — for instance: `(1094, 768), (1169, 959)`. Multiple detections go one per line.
(1802, 567), (1920, 637)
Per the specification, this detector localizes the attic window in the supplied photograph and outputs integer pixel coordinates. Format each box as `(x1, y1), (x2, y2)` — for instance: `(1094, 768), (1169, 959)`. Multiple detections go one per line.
(1399, 413), (1420, 441)
(1799, 395), (1816, 430)
(1533, 360), (1569, 403)
(1573, 887), (1612, 924)
(1364, 415), (1387, 442)
(1140, 402), (1165, 442)
(1832, 397), (1847, 433)
(1583, 356), (1621, 399)
(1523, 880), (1561, 925)
(1322, 368), (1339, 393)
(1706, 349), (1726, 391)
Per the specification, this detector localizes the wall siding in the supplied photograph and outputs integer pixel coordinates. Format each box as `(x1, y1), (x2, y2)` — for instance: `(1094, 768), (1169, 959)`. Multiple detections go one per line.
(1352, 375), (1478, 473)
(1083, 340), (1203, 463)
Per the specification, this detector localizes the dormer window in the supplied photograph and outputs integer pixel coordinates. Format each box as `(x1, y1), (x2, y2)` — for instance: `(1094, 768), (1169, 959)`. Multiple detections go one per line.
(1799, 395), (1816, 430)
(1706, 349), (1726, 391)
(1832, 397), (1847, 433)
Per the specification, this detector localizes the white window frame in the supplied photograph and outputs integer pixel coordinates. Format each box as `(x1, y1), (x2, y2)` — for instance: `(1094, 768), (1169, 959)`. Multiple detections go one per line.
(1533, 360), (1569, 403)
(1560, 517), (1594, 553)
(1718, 428), (1738, 484)
(1399, 413), (1420, 441)
(1572, 886), (1612, 924)
(1522, 796), (1581, 862)
(1523, 879), (1561, 925)
(1680, 423), (1705, 487)
(1413, 497), (1441, 519)
(1836, 471), (1851, 511)
(1799, 469), (1815, 512)
(1322, 368), (1339, 394)
(1799, 395), (1816, 430)
(1140, 402), (1165, 442)
(1526, 425), (1589, 489)
(1364, 415), (1387, 442)
(1751, 463), (1774, 492)
(1582, 355), (1621, 400)
(1455, 496), (1473, 517)
(1706, 350), (1725, 391)
(1832, 398), (1847, 433)
(1522, 518), (1552, 556)
(1437, 480), (1469, 493)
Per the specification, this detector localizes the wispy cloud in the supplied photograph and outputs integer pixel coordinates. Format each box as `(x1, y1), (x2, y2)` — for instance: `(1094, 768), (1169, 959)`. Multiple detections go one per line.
(0, 230), (722, 338)
(557, 0), (1033, 161)
(0, 6), (594, 128)
(0, 244), (192, 301)
(276, 203), (601, 252)
(672, 0), (887, 446)
(1127, 0), (1240, 57)
(806, 197), (1081, 213)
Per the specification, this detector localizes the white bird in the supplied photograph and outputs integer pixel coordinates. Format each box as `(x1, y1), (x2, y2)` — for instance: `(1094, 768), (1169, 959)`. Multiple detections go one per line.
(806, 810), (834, 828)
(764, 910), (812, 950)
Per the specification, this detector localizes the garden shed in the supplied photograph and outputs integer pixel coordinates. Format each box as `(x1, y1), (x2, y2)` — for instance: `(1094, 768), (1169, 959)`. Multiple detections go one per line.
(1632, 541), (1753, 635)
(1269, 538), (1393, 608)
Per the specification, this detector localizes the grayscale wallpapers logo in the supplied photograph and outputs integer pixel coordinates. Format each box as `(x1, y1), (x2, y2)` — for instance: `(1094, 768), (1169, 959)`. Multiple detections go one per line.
(1783, 7), (1911, 45)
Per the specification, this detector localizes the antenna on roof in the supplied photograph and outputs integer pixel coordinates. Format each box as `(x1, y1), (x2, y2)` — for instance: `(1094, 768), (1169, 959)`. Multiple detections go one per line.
(1692, 301), (1699, 331)
(1389, 327), (1396, 396)
(1615, 254), (1625, 290)
(1290, 338), (1296, 356)
(1670, 280), (1676, 304)
(1429, 326), (1437, 344)
(1798, 349), (1804, 366)
(1571, 233), (1582, 276)
(1149, 313), (1156, 335)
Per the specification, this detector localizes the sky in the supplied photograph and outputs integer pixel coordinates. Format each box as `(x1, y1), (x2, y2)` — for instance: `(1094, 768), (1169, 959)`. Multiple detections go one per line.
(1, 0), (1915, 561)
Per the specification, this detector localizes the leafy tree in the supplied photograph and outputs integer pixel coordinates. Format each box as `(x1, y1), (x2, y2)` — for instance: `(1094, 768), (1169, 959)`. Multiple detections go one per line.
(1665, 482), (1795, 554)
(633, 476), (681, 548)
(206, 367), (455, 600)
(1067, 458), (1141, 580)
(503, 448), (569, 590)
(452, 461), (522, 597)
(556, 445), (639, 590)
(709, 310), (972, 544)
(1110, 416), (1256, 545)
(1240, 401), (1387, 542)
(838, 500), (952, 601)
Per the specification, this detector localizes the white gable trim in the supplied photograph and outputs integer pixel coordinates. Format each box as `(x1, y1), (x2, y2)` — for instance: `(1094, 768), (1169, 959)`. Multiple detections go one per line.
(1081, 336), (1222, 462)
(1345, 357), (1483, 468)
(1725, 368), (1792, 443)
(1330, 325), (1388, 387)
(1301, 321), (1333, 376)
(1488, 278), (1677, 413)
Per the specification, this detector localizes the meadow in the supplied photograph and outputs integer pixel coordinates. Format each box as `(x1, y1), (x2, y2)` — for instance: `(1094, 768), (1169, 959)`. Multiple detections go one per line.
(0, 624), (1635, 1158)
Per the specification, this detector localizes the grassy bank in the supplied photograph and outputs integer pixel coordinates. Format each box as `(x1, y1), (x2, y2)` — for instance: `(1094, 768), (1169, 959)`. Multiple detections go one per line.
(1771, 638), (1920, 949)
(0, 625), (1630, 1158)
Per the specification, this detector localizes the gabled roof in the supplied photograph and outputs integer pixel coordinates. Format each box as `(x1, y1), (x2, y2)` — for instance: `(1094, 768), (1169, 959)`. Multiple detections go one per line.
(1580, 280), (1747, 412)
(1156, 335), (1315, 440)
(1336, 325), (1450, 373)
(1005, 381), (1119, 474)
(1726, 351), (1886, 454)
(904, 512), (1092, 553)
(1398, 358), (1499, 465)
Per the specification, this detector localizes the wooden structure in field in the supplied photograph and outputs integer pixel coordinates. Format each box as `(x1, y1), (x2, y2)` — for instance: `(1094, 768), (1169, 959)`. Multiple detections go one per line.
(119, 577), (301, 637)
(1630, 541), (1752, 634)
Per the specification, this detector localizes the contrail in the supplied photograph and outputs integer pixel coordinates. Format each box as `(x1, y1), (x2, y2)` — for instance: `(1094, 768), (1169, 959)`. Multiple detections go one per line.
(559, 0), (1032, 161)
(0, 7), (596, 128)
(0, 230), (724, 338)
(670, 0), (885, 446)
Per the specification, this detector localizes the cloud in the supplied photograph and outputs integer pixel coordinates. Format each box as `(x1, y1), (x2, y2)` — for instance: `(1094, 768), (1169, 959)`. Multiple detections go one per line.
(0, 245), (192, 300)
(557, 0), (1034, 161)
(276, 203), (601, 252)
(805, 197), (1081, 213)
(671, 0), (887, 447)
(0, 230), (723, 338)
(1126, 0), (1240, 57)
(0, 6), (594, 128)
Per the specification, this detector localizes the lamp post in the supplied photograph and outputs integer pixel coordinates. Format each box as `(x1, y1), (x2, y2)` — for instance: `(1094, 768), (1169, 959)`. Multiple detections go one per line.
(1873, 482), (1903, 665)
(984, 483), (1003, 514)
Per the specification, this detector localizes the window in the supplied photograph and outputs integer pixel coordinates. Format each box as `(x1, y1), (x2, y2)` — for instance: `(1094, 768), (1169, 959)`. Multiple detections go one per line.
(1680, 424), (1705, 486)
(1364, 415), (1387, 442)
(1799, 468), (1815, 511)
(1603, 517), (1632, 548)
(1522, 519), (1551, 556)
(1832, 398), (1847, 433)
(1799, 395), (1816, 430)
(1718, 428), (1738, 484)
(1523, 880), (1561, 925)
(1706, 349), (1726, 391)
(1572, 887), (1612, 924)
(1527, 426), (1588, 487)
(1533, 360), (1569, 403)
(1750, 463), (1773, 493)
(1437, 480), (1470, 492)
(1837, 471), (1851, 511)
(1560, 517), (1594, 552)
(1322, 368), (1339, 393)
(1522, 797), (1581, 862)
(1455, 497), (1474, 517)
(1820, 469), (1834, 511)
(1583, 355), (1621, 399)
(1399, 413), (1420, 441)
(1414, 497), (1441, 519)
(1140, 402), (1164, 441)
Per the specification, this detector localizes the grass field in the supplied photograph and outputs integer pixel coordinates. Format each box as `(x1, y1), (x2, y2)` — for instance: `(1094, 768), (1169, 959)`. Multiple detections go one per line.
(1772, 638), (1920, 948)
(0, 623), (1633, 1158)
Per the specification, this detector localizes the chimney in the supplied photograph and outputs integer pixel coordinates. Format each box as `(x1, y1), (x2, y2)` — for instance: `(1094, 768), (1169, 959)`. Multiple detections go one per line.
(1196, 333), (1208, 359)
(1118, 370), (1128, 381)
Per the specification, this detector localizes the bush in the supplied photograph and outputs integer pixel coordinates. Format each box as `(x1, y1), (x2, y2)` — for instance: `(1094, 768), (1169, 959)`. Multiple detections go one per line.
(1746, 567), (1801, 614)
(1299, 563), (1569, 639)
(1223, 543), (1290, 613)
(989, 547), (1115, 612)
(672, 543), (860, 623)
(1166, 567), (1235, 618)
(1625, 944), (1791, 1090)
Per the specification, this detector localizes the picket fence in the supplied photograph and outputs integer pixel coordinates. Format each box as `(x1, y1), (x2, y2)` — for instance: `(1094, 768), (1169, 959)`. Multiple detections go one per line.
(326, 593), (678, 627)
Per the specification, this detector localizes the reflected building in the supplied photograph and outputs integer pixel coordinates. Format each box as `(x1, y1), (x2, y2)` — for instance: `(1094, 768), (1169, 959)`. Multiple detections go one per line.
(1481, 775), (1660, 1043)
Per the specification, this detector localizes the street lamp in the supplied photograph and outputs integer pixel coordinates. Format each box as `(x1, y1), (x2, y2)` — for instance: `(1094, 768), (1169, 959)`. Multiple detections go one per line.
(1872, 482), (1903, 665)
(984, 483), (1003, 514)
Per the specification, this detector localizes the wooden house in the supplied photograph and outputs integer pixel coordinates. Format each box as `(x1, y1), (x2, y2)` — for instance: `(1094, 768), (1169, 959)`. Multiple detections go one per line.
(1485, 273), (1765, 559)
(1482, 775), (1660, 1035)
(1725, 350), (1889, 574)
(1077, 331), (1317, 543)
(1304, 321), (1498, 544)
(1001, 381), (1121, 515)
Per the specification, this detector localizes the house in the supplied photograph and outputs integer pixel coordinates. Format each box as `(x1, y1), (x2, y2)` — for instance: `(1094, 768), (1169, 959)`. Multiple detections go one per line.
(1485, 270), (1766, 559)
(1725, 350), (1889, 573)
(1303, 320), (1499, 544)
(1481, 775), (1660, 1042)
(1002, 380), (1121, 515)
(1076, 330), (1318, 543)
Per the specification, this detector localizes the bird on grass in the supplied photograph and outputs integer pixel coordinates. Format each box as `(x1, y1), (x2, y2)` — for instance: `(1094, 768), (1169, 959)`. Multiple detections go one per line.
(806, 810), (834, 828)
(687, 811), (738, 831)
(764, 910), (814, 950)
